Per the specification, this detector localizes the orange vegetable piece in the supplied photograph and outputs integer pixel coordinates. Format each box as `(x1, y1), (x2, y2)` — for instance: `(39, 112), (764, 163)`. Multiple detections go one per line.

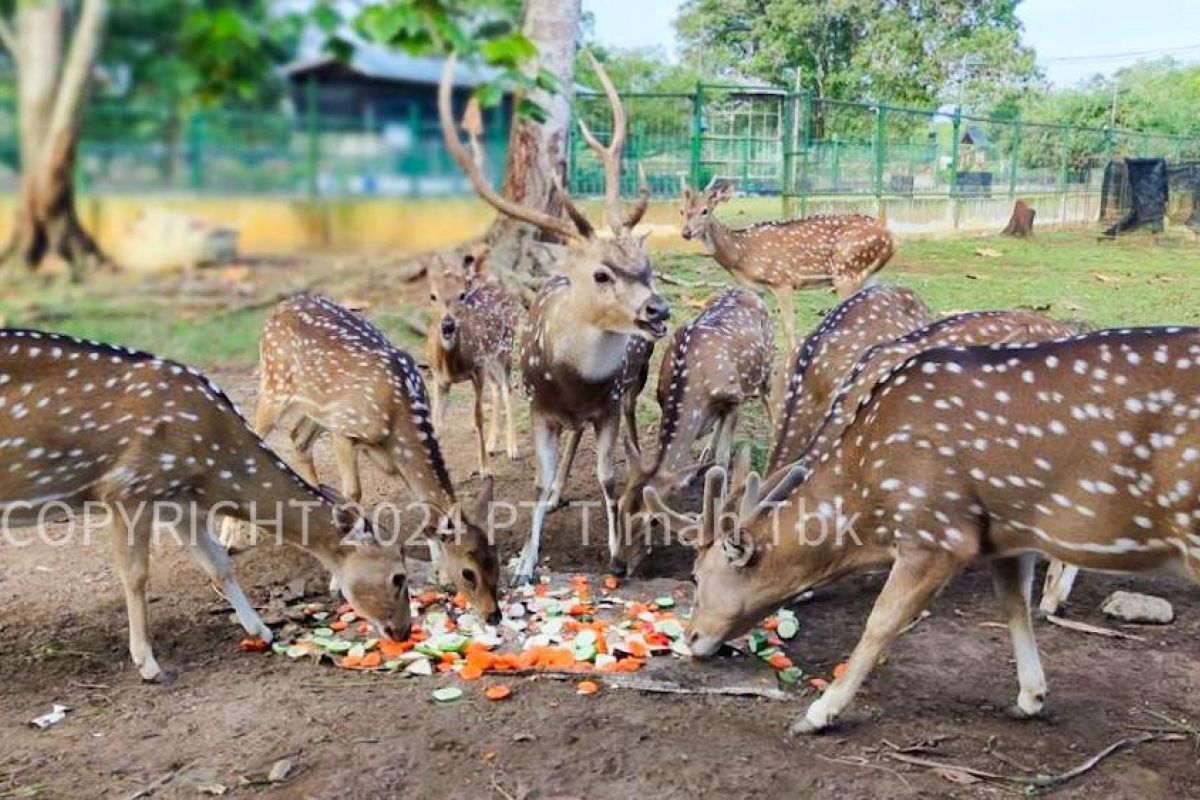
(360, 652), (383, 669)
(762, 617), (779, 631)
(534, 584), (549, 597)
(625, 639), (647, 658)
(341, 655), (363, 668)
(603, 575), (619, 590)
(379, 639), (413, 659)
(330, 620), (349, 632)
(809, 677), (830, 691)
(832, 662), (849, 679)
(356, 622), (371, 635)
(465, 650), (495, 672)
(436, 662), (453, 673)
(576, 680), (599, 695)
(485, 684), (512, 701)
(238, 637), (270, 653)
(440, 652), (460, 665)
(767, 653), (793, 670)
(617, 658), (645, 672)
(453, 592), (468, 609)
(460, 665), (485, 681)
(517, 649), (538, 669)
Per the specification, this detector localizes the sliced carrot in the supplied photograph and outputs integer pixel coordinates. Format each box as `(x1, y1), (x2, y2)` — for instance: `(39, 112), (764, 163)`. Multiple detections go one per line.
(576, 680), (599, 695)
(380, 639), (413, 659)
(485, 684), (512, 701)
(832, 662), (849, 679)
(416, 591), (440, 605)
(516, 649), (538, 669)
(767, 653), (793, 670)
(453, 592), (469, 609)
(460, 665), (485, 681)
(356, 622), (371, 635)
(615, 658), (644, 672)
(440, 652), (460, 665)
(603, 575), (619, 590)
(436, 662), (453, 673)
(534, 584), (549, 597)
(809, 677), (830, 691)
(238, 637), (270, 653)
(360, 651), (383, 669)
(465, 650), (495, 672)
(330, 620), (349, 632)
(341, 655), (363, 668)
(762, 617), (779, 631)
(625, 639), (647, 658)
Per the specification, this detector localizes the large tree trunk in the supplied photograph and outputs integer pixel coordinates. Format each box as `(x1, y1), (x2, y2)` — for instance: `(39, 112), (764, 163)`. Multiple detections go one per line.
(483, 0), (580, 281)
(2, 0), (110, 281)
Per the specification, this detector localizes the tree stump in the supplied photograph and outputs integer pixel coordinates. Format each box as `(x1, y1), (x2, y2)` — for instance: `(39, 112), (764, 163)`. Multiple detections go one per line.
(1001, 200), (1035, 237)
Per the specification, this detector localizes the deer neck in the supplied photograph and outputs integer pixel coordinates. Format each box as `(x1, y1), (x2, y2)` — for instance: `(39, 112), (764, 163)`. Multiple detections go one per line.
(705, 219), (743, 270)
(540, 291), (630, 382)
(386, 394), (457, 512)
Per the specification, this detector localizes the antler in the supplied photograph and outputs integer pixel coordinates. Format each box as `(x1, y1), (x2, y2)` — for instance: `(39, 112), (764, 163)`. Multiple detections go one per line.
(576, 50), (628, 235)
(438, 55), (581, 242)
(623, 163), (650, 230)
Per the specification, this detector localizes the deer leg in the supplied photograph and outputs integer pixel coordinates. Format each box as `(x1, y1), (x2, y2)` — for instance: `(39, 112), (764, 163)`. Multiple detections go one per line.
(485, 379), (501, 454)
(623, 393), (641, 455)
(513, 414), (560, 585)
(770, 284), (797, 351)
(594, 415), (620, 567)
(714, 409), (738, 469)
(1037, 560), (1079, 617)
(472, 373), (489, 476)
(286, 417), (321, 487)
(433, 381), (451, 436)
(549, 428), (583, 510)
(791, 549), (959, 735)
(332, 434), (362, 503)
(109, 508), (162, 682)
(991, 554), (1047, 719)
(252, 394), (285, 439)
(183, 517), (273, 645)
(500, 372), (518, 460)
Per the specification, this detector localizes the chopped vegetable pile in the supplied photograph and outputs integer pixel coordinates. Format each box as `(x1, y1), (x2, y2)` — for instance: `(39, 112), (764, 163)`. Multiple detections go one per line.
(250, 575), (819, 700)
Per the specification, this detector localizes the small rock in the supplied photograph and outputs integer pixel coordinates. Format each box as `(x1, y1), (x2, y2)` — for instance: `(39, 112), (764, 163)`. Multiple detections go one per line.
(196, 783), (228, 796)
(1101, 591), (1174, 624)
(267, 758), (294, 783)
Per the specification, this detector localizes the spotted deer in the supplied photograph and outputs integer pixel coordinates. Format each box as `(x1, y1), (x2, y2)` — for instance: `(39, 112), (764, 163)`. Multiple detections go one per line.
(686, 326), (1200, 734)
(440, 53), (667, 584)
(611, 288), (774, 576)
(0, 329), (412, 681)
(237, 294), (501, 622)
(680, 180), (895, 349)
(769, 284), (933, 473)
(426, 242), (522, 473)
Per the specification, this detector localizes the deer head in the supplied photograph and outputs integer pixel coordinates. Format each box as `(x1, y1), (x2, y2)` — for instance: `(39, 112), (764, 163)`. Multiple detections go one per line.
(438, 51), (667, 341)
(428, 243), (493, 350)
(680, 178), (734, 241)
(430, 476), (502, 624)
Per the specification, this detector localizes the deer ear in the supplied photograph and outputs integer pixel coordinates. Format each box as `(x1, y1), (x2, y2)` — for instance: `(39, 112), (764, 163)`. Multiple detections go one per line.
(722, 531), (754, 568)
(463, 244), (491, 278)
(709, 180), (734, 205)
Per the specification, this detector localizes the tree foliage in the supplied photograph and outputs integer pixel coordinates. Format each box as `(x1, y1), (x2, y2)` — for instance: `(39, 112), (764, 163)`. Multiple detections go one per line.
(675, 0), (1040, 108)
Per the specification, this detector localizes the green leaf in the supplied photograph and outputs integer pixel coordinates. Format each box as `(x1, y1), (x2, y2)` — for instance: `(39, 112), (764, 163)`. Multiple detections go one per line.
(312, 4), (342, 34)
(324, 36), (355, 63)
(480, 33), (538, 69)
(777, 667), (804, 685)
(475, 82), (506, 109)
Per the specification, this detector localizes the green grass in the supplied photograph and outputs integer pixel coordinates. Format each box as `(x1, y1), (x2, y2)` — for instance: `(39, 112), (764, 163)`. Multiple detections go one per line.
(2, 228), (1198, 372)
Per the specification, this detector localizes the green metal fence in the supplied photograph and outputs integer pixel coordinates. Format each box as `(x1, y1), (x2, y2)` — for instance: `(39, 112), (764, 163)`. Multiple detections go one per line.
(0, 85), (1197, 207)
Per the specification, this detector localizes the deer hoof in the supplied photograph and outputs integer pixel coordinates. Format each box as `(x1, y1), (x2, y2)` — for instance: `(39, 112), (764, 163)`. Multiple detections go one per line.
(787, 716), (825, 737)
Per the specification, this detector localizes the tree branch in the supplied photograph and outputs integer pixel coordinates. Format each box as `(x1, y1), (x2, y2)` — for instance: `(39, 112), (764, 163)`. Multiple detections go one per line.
(0, 15), (17, 61)
(44, 0), (107, 153)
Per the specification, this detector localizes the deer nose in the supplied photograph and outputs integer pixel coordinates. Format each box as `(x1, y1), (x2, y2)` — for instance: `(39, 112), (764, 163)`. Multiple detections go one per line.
(440, 315), (457, 336)
(385, 621), (411, 641)
(643, 296), (670, 323)
(486, 609), (502, 626)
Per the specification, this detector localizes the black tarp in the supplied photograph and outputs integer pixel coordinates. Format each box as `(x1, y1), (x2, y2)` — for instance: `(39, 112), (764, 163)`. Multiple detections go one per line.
(1101, 158), (1168, 236)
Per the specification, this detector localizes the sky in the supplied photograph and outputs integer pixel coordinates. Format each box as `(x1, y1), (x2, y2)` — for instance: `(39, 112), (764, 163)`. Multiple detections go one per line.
(579, 0), (1200, 87)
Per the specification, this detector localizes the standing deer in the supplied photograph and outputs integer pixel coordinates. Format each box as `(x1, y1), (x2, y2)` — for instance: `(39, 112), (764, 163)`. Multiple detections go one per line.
(769, 284), (933, 472)
(0, 329), (411, 681)
(240, 294), (501, 623)
(426, 242), (522, 473)
(686, 326), (1200, 733)
(680, 180), (895, 349)
(440, 52), (667, 584)
(612, 288), (774, 576)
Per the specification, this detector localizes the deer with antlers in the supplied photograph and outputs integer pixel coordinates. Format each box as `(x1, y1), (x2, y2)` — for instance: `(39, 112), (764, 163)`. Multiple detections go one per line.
(611, 288), (774, 576)
(230, 294), (501, 622)
(426, 242), (522, 474)
(0, 329), (412, 681)
(440, 52), (667, 584)
(686, 326), (1200, 733)
(680, 181), (895, 349)
(769, 284), (933, 473)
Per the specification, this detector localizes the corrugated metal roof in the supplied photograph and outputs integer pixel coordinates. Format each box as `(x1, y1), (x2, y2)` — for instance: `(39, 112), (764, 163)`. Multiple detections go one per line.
(284, 44), (499, 88)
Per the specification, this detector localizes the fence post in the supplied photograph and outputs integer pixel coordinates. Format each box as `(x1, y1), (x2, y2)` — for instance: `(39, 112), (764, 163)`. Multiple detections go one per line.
(781, 86), (796, 218)
(1008, 117), (1021, 199)
(873, 105), (886, 215)
(689, 82), (704, 188)
(948, 106), (961, 197)
(187, 111), (205, 191)
(305, 74), (319, 199)
(1057, 124), (1070, 226)
(799, 90), (811, 217)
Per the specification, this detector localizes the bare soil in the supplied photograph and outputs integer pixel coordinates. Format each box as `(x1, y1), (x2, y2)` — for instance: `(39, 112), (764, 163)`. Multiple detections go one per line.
(2, 369), (1198, 800)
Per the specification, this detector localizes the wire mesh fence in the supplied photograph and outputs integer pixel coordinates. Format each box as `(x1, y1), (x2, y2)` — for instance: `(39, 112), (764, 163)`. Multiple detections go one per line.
(0, 85), (1196, 208)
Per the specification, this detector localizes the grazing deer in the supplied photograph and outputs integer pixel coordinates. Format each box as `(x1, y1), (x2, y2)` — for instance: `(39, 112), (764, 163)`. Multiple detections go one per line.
(0, 329), (411, 681)
(680, 180), (895, 349)
(440, 52), (666, 584)
(426, 242), (522, 473)
(240, 294), (501, 622)
(769, 284), (932, 472)
(612, 288), (774, 576)
(686, 326), (1200, 733)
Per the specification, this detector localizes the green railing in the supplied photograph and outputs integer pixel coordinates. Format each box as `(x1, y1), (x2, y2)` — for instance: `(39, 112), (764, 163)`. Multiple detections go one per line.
(0, 85), (1197, 207)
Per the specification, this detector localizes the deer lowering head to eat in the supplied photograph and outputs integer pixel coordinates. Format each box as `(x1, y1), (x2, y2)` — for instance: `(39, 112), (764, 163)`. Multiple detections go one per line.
(244, 294), (501, 623)
(769, 284), (933, 472)
(680, 180), (896, 349)
(612, 288), (774, 576)
(687, 326), (1200, 734)
(0, 329), (411, 681)
(440, 52), (667, 584)
(426, 242), (522, 473)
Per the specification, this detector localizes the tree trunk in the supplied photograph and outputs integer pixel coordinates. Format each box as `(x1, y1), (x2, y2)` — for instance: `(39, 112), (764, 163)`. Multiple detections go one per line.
(2, 0), (110, 281)
(483, 0), (580, 280)
(1001, 199), (1035, 237)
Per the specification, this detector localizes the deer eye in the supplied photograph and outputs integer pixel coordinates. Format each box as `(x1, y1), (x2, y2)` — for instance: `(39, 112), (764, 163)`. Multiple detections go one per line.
(461, 568), (478, 587)
(593, 270), (612, 285)
(700, 209), (708, 216)
(430, 293), (437, 301)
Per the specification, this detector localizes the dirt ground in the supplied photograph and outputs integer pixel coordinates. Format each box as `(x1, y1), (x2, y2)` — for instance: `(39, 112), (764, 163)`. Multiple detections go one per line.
(3, 365), (1200, 800)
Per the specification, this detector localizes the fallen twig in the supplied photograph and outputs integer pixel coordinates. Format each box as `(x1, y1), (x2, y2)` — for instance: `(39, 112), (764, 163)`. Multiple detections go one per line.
(658, 273), (698, 288)
(887, 733), (1184, 789)
(1044, 614), (1146, 642)
(814, 754), (912, 788)
(120, 761), (196, 800)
